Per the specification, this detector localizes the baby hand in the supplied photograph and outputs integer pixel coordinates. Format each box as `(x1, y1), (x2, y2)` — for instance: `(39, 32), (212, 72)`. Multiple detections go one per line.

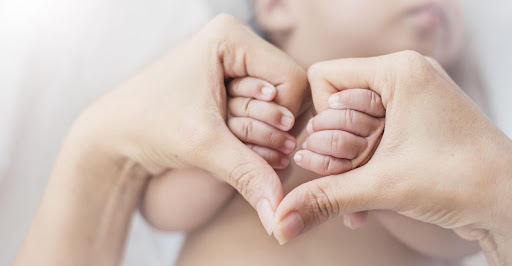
(227, 77), (297, 169)
(294, 89), (385, 175)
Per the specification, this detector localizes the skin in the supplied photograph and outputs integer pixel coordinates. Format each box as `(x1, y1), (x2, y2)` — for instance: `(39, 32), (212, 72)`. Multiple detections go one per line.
(272, 51), (512, 265)
(147, 0), (478, 264)
(12, 14), (309, 266)
(12, 14), (512, 266)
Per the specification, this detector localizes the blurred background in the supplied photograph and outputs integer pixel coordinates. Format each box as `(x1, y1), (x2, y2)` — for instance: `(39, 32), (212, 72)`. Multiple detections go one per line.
(0, 0), (510, 265)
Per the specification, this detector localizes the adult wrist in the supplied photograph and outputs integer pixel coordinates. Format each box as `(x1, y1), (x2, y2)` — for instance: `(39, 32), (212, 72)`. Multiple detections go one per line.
(477, 135), (512, 266)
(14, 126), (150, 266)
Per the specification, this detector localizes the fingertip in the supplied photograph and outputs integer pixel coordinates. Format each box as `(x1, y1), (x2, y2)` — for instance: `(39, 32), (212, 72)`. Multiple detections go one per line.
(273, 211), (305, 245)
(293, 151), (303, 164)
(281, 115), (294, 130)
(280, 157), (290, 168)
(257, 199), (275, 236)
(328, 93), (340, 108)
(306, 118), (314, 134)
(301, 140), (308, 150)
(261, 85), (276, 101)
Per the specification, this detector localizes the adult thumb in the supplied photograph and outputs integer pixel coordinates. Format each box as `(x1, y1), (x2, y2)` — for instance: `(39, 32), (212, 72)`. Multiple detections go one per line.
(272, 163), (394, 244)
(200, 126), (284, 235)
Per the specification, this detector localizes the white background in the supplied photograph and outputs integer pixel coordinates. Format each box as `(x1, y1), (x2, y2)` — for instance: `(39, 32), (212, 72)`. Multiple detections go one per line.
(0, 1), (510, 265)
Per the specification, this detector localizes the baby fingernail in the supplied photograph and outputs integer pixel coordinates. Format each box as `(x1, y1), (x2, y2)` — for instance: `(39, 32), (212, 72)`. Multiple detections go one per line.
(284, 140), (296, 151)
(302, 141), (308, 149)
(329, 94), (340, 107)
(261, 86), (275, 98)
(281, 157), (290, 167)
(281, 116), (294, 128)
(306, 119), (313, 133)
(294, 153), (303, 163)
(274, 212), (305, 245)
(257, 199), (275, 236)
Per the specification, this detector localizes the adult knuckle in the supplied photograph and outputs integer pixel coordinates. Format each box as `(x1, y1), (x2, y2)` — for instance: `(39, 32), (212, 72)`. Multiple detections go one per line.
(228, 162), (257, 199)
(400, 50), (429, 71)
(305, 182), (340, 223)
(209, 13), (240, 29)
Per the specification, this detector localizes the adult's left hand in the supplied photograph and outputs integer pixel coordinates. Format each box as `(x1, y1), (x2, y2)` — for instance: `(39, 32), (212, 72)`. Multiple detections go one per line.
(272, 51), (512, 265)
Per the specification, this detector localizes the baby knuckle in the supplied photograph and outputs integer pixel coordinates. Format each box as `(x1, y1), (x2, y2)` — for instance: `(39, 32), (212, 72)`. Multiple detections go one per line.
(229, 78), (242, 94)
(322, 156), (333, 175)
(344, 109), (355, 126)
(330, 132), (342, 152)
(268, 130), (280, 147)
(242, 119), (254, 140)
(241, 98), (253, 116)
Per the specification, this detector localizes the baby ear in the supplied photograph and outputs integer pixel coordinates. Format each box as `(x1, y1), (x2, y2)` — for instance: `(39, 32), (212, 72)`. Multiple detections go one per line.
(253, 0), (296, 36)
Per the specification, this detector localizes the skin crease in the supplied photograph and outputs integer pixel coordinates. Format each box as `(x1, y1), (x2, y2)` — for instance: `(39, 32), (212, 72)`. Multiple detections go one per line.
(13, 15), (310, 266)
(11, 7), (512, 266)
(273, 51), (512, 265)
(144, 0), (482, 265)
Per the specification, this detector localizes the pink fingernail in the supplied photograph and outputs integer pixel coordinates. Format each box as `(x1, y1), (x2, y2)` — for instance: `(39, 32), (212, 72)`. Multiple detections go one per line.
(257, 199), (275, 236)
(284, 140), (296, 151)
(281, 157), (290, 167)
(261, 86), (275, 98)
(274, 212), (305, 245)
(281, 116), (294, 129)
(329, 94), (340, 108)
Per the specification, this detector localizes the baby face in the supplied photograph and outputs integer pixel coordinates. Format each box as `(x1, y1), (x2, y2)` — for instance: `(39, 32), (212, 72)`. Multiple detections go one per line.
(254, 0), (464, 67)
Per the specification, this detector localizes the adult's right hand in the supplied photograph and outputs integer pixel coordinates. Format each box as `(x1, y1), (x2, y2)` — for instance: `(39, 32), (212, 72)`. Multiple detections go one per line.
(14, 14), (308, 266)
(272, 51), (512, 265)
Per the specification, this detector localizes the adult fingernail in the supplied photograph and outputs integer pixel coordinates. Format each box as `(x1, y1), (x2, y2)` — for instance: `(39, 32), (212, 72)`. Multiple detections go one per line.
(329, 94), (340, 108)
(261, 86), (275, 98)
(257, 199), (275, 236)
(294, 153), (303, 163)
(274, 212), (305, 245)
(284, 140), (296, 152)
(343, 215), (354, 229)
(281, 116), (294, 129)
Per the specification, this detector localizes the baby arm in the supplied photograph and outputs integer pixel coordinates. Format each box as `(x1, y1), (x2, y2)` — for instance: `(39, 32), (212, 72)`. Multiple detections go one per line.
(296, 88), (479, 260)
(140, 77), (296, 232)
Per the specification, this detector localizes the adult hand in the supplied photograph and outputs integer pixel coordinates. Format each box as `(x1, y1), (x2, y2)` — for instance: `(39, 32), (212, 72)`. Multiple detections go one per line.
(272, 51), (512, 265)
(83, 14), (307, 233)
(14, 14), (307, 266)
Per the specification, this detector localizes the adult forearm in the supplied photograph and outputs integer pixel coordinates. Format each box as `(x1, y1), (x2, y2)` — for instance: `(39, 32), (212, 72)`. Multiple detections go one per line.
(13, 132), (149, 266)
